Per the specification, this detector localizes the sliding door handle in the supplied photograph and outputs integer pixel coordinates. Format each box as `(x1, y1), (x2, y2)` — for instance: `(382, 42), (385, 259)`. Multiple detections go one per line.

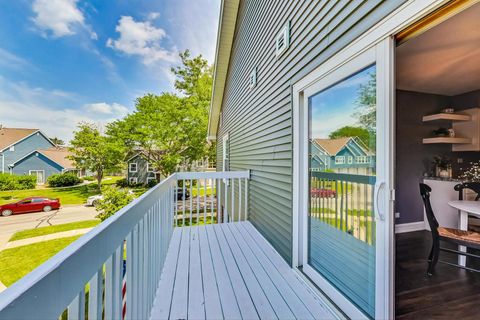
(374, 181), (385, 221)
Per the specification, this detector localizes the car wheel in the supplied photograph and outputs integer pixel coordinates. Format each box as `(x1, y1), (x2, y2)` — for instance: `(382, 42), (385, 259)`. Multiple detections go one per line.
(43, 206), (52, 212)
(1, 209), (12, 217)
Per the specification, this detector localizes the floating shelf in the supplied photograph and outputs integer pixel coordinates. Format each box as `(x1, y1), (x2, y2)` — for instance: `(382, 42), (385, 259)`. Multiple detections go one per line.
(422, 137), (471, 144)
(422, 113), (471, 122)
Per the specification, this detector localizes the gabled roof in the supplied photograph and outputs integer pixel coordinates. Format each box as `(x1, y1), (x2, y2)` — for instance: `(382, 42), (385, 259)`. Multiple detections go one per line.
(0, 128), (40, 151)
(207, 0), (240, 141)
(37, 147), (75, 169)
(313, 137), (353, 156)
(11, 147), (75, 169)
(313, 137), (374, 157)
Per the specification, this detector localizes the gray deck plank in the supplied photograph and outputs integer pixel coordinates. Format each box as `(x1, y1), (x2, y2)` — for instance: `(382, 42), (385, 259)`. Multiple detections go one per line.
(239, 222), (334, 319)
(198, 226), (223, 319)
(216, 224), (278, 319)
(169, 227), (190, 320)
(188, 226), (205, 319)
(204, 225), (242, 320)
(229, 222), (314, 320)
(224, 223), (297, 319)
(211, 224), (260, 320)
(150, 222), (334, 320)
(150, 227), (182, 319)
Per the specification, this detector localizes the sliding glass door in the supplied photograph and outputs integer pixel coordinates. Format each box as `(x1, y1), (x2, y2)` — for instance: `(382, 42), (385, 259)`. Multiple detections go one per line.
(295, 41), (392, 319)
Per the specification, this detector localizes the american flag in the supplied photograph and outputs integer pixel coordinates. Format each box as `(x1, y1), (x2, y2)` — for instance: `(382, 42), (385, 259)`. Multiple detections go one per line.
(122, 259), (127, 319)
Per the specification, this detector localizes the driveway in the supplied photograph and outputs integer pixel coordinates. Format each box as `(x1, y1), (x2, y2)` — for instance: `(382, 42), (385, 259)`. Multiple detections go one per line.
(0, 205), (97, 251)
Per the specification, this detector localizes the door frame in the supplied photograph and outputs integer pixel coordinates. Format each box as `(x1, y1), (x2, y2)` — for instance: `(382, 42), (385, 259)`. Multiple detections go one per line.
(29, 170), (45, 185)
(291, 0), (458, 318)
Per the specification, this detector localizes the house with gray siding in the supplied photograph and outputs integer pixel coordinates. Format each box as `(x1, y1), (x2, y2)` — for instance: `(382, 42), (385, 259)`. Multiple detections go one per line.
(0, 127), (76, 183)
(127, 153), (157, 185)
(206, 1), (478, 318)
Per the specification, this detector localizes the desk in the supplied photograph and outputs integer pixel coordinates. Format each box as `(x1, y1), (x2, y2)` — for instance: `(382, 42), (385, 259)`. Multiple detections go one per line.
(447, 200), (480, 266)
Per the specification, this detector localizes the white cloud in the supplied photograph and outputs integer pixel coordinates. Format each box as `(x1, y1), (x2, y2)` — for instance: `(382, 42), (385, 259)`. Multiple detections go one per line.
(164, 0), (220, 63)
(147, 12), (161, 20)
(0, 78), (128, 142)
(107, 16), (177, 64)
(32, 0), (96, 39)
(0, 49), (31, 70)
(85, 102), (128, 116)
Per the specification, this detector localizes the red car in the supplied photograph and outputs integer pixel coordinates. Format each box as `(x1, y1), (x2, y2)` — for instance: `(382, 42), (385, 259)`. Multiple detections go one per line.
(310, 188), (336, 198)
(0, 197), (61, 217)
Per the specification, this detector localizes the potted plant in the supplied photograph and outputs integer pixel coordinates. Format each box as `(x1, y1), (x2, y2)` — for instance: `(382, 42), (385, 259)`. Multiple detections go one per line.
(432, 156), (452, 178)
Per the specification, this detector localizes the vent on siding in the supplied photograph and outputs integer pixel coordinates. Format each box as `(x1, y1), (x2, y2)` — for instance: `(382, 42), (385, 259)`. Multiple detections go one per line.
(276, 21), (290, 57)
(249, 68), (257, 89)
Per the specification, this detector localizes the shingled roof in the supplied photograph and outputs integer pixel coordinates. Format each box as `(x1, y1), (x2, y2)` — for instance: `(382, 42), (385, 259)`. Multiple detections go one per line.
(313, 137), (352, 156)
(37, 147), (75, 169)
(0, 127), (39, 150)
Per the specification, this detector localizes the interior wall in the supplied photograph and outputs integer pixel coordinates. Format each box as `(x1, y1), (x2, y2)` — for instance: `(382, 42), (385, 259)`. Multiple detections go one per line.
(395, 89), (480, 225)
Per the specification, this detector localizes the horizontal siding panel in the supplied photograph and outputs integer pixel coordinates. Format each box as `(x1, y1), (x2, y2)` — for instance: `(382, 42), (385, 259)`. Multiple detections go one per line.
(217, 0), (406, 264)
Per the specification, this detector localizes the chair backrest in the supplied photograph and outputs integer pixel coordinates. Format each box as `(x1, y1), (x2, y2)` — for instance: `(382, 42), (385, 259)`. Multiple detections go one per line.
(454, 182), (480, 201)
(419, 183), (439, 234)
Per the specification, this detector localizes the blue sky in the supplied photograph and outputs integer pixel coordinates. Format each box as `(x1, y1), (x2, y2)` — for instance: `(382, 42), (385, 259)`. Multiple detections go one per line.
(0, 0), (220, 142)
(309, 65), (375, 139)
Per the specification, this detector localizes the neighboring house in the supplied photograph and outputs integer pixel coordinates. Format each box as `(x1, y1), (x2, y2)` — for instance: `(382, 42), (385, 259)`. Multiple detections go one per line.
(0, 127), (76, 184)
(126, 153), (157, 185)
(310, 137), (375, 174)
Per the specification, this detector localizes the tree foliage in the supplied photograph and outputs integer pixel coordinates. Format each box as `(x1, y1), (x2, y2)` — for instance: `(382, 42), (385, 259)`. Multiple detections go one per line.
(354, 72), (376, 132)
(49, 137), (65, 146)
(69, 123), (124, 188)
(95, 186), (134, 221)
(108, 50), (215, 176)
(328, 126), (371, 147)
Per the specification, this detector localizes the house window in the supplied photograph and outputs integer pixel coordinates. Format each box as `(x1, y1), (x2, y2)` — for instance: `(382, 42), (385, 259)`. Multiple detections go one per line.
(347, 156), (353, 164)
(147, 163), (154, 172)
(147, 177), (156, 183)
(335, 156), (345, 164)
(9, 146), (14, 151)
(129, 163), (137, 172)
(356, 156), (369, 164)
(129, 177), (138, 184)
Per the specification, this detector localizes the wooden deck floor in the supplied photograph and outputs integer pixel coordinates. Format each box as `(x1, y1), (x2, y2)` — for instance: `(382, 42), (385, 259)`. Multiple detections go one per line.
(150, 222), (335, 320)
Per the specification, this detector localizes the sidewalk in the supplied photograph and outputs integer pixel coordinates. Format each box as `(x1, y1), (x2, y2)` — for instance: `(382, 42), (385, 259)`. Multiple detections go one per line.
(4, 227), (93, 250)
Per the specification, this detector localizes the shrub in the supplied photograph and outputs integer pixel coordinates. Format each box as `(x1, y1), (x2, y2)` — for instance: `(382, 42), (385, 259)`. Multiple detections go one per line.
(0, 174), (36, 190)
(115, 178), (128, 188)
(82, 176), (95, 181)
(95, 186), (134, 221)
(47, 173), (82, 187)
(146, 179), (158, 188)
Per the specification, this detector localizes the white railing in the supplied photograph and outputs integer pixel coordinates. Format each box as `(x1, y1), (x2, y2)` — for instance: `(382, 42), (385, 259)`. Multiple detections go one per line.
(0, 170), (250, 320)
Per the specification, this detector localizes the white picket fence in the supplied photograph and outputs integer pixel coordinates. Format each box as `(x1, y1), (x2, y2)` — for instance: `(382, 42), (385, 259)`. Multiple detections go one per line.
(0, 171), (250, 320)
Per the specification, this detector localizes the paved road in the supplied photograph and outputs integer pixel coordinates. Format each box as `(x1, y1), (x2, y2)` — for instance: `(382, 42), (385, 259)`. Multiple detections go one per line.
(0, 205), (97, 251)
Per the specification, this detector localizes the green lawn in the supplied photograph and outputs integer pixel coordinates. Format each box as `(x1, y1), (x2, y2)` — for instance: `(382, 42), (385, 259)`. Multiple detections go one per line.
(0, 236), (81, 286)
(0, 176), (123, 205)
(9, 220), (101, 241)
(190, 186), (216, 197)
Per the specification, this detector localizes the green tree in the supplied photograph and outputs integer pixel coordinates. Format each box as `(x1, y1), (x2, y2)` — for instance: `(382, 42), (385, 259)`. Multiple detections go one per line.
(69, 123), (124, 188)
(50, 137), (65, 146)
(354, 72), (376, 132)
(109, 50), (215, 175)
(108, 93), (207, 176)
(329, 126), (371, 147)
(95, 186), (134, 221)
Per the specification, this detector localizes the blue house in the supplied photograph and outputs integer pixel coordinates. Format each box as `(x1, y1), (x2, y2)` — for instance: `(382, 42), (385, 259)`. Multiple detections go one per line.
(310, 137), (375, 175)
(0, 127), (76, 184)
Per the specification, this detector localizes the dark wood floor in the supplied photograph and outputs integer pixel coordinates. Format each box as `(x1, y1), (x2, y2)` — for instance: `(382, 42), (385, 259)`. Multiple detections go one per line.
(396, 231), (480, 319)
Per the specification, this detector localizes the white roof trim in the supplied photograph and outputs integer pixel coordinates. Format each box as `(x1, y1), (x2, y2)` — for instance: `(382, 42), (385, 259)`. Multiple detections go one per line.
(0, 130), (56, 152)
(10, 149), (70, 169)
(207, 0), (240, 141)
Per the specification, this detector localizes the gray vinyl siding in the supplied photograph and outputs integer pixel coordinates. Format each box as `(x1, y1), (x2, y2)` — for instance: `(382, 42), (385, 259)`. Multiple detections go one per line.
(217, 0), (406, 263)
(127, 155), (156, 184)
